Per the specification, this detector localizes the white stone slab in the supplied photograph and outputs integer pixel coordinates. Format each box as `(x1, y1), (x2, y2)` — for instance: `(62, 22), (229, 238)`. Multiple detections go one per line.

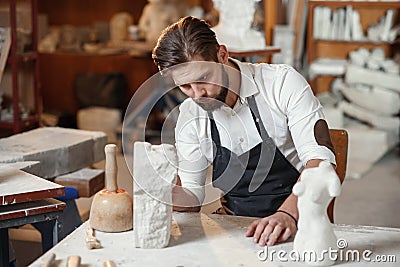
(345, 64), (400, 93)
(133, 142), (177, 248)
(0, 127), (107, 178)
(309, 58), (347, 79)
(344, 123), (398, 179)
(339, 84), (400, 116)
(338, 101), (400, 133)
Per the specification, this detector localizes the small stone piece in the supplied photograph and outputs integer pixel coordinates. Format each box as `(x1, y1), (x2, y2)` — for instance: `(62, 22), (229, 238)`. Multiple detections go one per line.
(133, 142), (178, 248)
(86, 227), (101, 249)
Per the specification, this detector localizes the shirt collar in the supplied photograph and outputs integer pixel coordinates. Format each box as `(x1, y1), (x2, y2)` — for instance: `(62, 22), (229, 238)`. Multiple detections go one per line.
(229, 57), (259, 104)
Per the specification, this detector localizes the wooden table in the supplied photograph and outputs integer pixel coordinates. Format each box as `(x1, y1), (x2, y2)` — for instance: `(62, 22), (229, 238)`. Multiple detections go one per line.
(30, 212), (400, 266)
(0, 170), (66, 267)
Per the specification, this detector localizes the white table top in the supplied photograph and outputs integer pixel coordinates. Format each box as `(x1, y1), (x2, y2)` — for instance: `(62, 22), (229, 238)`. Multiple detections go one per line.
(30, 213), (400, 267)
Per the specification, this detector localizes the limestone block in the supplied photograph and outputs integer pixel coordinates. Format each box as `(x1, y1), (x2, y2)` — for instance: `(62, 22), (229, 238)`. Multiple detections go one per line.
(0, 127), (107, 178)
(133, 142), (177, 248)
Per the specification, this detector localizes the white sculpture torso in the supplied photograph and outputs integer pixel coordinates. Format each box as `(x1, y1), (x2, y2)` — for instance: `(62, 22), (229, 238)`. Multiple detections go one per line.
(211, 0), (266, 51)
(293, 161), (342, 266)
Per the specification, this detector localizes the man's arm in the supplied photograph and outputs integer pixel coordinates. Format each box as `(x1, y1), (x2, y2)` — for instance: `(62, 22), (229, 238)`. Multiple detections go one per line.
(245, 159), (324, 246)
(172, 175), (201, 212)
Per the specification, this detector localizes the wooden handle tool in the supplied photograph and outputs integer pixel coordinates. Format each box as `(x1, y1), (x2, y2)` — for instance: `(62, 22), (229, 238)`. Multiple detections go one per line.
(105, 144), (118, 192)
(40, 253), (55, 267)
(103, 260), (117, 267)
(66, 256), (81, 267)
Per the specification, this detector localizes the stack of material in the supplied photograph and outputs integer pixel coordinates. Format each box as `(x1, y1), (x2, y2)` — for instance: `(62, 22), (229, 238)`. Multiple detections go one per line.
(318, 48), (400, 179)
(310, 6), (398, 79)
(313, 6), (396, 42)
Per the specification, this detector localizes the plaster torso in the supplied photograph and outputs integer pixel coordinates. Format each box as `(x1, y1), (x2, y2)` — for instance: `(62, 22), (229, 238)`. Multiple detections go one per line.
(293, 161), (341, 266)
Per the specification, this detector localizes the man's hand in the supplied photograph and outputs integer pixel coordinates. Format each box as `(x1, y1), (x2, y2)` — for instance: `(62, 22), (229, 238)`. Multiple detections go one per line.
(246, 211), (297, 246)
(172, 175), (201, 212)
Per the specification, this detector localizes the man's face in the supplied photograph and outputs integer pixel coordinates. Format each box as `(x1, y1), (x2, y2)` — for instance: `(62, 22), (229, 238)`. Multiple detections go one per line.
(170, 61), (229, 112)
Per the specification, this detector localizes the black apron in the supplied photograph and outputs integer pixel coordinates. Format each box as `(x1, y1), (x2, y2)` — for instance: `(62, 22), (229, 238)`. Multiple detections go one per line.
(209, 95), (300, 217)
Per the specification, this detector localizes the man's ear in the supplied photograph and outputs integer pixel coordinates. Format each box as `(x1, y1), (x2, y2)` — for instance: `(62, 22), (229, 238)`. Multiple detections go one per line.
(217, 45), (229, 64)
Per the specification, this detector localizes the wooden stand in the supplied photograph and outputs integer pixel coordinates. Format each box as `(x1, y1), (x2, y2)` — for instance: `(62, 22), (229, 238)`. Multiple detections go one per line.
(0, 170), (66, 266)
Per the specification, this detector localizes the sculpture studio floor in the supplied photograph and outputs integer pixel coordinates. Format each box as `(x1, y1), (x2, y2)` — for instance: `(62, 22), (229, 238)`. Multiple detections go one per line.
(10, 147), (400, 266)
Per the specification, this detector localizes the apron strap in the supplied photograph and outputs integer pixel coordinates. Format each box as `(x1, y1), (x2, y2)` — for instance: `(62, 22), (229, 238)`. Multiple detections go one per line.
(247, 95), (271, 139)
(208, 112), (221, 145)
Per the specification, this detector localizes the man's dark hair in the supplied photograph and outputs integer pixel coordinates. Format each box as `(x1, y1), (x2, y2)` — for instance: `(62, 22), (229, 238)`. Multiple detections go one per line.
(152, 16), (219, 71)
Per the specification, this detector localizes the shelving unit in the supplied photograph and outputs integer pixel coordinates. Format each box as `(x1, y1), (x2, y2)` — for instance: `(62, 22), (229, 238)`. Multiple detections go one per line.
(36, 0), (157, 116)
(36, 0), (281, 116)
(0, 0), (41, 134)
(307, 0), (400, 94)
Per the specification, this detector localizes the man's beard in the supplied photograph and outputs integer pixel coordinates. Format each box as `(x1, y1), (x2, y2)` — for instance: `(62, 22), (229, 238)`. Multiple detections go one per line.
(194, 66), (230, 112)
(194, 86), (228, 112)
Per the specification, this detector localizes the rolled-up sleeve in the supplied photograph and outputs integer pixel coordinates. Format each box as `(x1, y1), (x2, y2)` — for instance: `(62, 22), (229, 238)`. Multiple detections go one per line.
(175, 100), (209, 204)
(282, 68), (336, 166)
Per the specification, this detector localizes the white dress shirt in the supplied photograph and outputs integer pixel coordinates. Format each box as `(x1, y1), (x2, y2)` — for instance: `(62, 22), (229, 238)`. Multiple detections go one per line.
(175, 58), (336, 204)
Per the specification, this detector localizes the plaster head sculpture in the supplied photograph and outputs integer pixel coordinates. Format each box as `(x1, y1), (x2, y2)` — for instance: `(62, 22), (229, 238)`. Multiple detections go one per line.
(110, 12), (133, 43)
(292, 161), (342, 266)
(138, 0), (181, 44)
(211, 0), (265, 50)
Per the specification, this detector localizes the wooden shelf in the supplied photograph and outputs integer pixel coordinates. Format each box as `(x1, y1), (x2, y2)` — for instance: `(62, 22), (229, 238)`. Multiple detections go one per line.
(313, 40), (394, 59)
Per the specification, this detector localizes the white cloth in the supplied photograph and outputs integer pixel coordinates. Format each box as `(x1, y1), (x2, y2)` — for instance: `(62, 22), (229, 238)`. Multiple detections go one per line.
(175, 59), (336, 204)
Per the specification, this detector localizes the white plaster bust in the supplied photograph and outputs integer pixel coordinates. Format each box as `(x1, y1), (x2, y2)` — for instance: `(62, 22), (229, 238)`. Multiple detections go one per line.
(292, 161), (342, 266)
(211, 0), (266, 51)
(138, 0), (182, 44)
